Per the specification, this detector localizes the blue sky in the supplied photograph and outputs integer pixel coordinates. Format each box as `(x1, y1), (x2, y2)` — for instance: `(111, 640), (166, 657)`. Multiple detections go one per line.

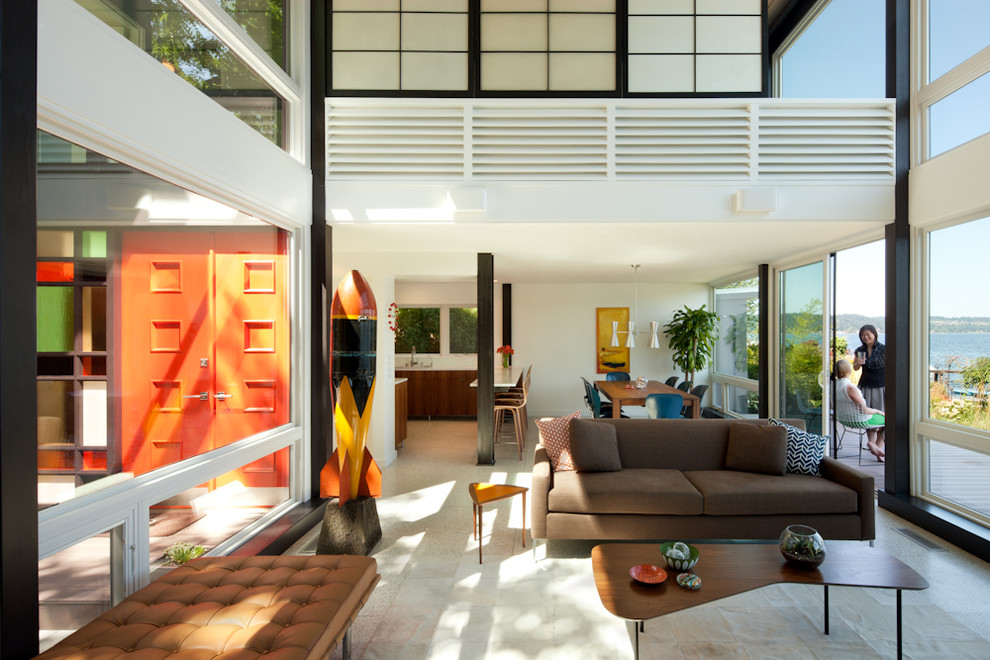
(782, 0), (989, 319)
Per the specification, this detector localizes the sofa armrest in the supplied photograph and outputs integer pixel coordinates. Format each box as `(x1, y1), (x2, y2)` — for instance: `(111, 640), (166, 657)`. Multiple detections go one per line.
(531, 444), (552, 539)
(820, 456), (875, 540)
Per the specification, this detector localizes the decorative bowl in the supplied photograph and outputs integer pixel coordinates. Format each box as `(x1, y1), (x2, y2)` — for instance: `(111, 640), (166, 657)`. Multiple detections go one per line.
(659, 541), (700, 571)
(779, 524), (826, 569)
(629, 564), (667, 584)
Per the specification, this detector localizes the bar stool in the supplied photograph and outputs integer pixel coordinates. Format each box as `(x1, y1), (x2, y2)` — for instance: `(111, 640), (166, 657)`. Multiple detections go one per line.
(494, 367), (530, 459)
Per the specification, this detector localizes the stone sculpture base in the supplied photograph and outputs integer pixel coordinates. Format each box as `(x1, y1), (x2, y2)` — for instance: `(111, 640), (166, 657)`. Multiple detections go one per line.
(316, 496), (382, 556)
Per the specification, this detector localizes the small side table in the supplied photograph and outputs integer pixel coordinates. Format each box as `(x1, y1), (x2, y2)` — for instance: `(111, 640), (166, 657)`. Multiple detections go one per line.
(468, 482), (528, 564)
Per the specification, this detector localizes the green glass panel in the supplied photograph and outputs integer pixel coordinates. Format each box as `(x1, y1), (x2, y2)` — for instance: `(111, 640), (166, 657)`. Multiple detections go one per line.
(82, 231), (107, 258)
(38, 287), (74, 352)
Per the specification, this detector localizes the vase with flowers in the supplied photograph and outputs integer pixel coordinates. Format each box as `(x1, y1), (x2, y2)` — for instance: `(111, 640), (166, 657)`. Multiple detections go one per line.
(497, 345), (514, 368)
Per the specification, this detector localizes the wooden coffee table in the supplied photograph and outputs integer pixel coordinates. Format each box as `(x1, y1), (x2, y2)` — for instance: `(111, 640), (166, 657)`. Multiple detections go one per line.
(592, 542), (928, 659)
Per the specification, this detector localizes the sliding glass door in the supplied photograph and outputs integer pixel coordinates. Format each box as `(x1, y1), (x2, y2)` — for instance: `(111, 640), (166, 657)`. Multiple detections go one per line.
(779, 262), (825, 434)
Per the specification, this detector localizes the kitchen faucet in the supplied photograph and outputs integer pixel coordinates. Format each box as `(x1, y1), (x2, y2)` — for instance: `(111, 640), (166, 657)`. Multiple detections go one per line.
(410, 345), (416, 366)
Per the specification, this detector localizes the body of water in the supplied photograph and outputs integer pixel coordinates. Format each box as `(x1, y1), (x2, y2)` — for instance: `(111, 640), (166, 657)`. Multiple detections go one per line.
(839, 332), (990, 391)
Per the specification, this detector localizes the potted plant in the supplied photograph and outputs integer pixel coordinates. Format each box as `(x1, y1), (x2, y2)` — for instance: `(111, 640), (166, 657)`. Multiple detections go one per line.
(663, 305), (719, 383)
(163, 542), (207, 566)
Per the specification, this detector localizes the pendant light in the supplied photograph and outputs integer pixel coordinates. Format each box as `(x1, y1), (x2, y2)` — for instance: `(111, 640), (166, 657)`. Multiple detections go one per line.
(610, 265), (661, 349)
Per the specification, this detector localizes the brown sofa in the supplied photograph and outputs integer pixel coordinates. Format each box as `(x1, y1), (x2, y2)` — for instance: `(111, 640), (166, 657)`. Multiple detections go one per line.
(532, 418), (875, 542)
(36, 555), (379, 660)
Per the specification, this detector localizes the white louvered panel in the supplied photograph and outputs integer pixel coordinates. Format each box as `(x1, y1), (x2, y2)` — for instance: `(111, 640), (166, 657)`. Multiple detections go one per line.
(757, 105), (895, 177)
(471, 106), (608, 178)
(327, 105), (465, 177)
(614, 106), (751, 178)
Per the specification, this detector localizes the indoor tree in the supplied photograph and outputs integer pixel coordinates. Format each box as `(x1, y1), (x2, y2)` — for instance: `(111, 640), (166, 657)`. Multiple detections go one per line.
(664, 305), (720, 383)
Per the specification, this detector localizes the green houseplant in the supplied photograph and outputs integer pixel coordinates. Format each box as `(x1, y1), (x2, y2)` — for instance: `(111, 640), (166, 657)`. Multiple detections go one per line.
(664, 305), (720, 383)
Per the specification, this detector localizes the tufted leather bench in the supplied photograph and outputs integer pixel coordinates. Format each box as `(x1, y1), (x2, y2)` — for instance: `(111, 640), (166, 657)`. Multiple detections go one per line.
(36, 554), (379, 660)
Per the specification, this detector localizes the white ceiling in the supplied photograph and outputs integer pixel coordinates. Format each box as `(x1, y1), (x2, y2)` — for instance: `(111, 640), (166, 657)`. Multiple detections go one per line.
(332, 218), (886, 285)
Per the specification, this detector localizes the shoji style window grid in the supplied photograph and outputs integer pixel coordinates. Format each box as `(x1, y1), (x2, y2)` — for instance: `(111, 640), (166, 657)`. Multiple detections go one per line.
(328, 0), (768, 97)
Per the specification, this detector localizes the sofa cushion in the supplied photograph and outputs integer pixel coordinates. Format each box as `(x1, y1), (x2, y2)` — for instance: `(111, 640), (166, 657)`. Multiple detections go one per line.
(770, 418), (828, 476)
(725, 423), (787, 475)
(684, 470), (858, 516)
(570, 419), (622, 472)
(549, 469), (704, 515)
(536, 411), (581, 471)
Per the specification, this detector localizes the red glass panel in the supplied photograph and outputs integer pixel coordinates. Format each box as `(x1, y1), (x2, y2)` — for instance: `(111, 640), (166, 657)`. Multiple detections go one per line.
(37, 262), (74, 282)
(82, 451), (107, 471)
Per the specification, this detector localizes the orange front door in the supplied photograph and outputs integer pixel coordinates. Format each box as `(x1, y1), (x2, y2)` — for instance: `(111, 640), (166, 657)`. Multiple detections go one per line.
(120, 230), (288, 486)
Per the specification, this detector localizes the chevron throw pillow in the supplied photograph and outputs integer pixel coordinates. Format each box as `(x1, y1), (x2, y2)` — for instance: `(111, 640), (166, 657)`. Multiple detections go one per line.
(769, 418), (827, 476)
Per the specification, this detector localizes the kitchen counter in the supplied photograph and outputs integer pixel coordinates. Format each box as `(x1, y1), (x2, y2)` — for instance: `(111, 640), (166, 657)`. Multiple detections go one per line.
(395, 369), (478, 417)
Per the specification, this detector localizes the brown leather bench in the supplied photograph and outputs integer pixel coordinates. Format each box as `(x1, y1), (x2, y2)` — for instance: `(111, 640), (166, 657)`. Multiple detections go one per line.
(36, 555), (379, 660)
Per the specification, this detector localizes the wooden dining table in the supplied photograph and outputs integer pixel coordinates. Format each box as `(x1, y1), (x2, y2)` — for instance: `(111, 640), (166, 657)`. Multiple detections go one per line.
(595, 379), (700, 418)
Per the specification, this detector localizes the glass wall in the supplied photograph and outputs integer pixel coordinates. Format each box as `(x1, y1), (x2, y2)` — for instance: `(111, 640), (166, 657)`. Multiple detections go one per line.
(37, 133), (292, 509)
(713, 277), (758, 416)
(779, 262), (824, 434)
(74, 0), (287, 146)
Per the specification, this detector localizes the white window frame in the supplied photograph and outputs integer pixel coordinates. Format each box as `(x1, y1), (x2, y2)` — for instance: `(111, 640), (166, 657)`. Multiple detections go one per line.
(913, 0), (990, 165)
(37, 0), (313, 597)
(912, 214), (990, 528)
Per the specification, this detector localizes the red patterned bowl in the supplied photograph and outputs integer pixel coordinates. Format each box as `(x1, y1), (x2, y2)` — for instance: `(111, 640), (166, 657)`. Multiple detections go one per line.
(629, 564), (667, 584)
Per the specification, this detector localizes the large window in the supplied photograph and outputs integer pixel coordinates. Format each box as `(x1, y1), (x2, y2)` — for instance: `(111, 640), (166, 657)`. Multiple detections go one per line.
(918, 0), (990, 161)
(775, 0), (885, 98)
(394, 305), (477, 355)
(75, 0), (289, 147)
(713, 276), (758, 416)
(779, 262), (825, 435)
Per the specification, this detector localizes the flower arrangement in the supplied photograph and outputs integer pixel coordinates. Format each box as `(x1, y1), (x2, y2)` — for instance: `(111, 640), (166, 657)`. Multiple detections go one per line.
(387, 302), (399, 333)
(497, 345), (514, 368)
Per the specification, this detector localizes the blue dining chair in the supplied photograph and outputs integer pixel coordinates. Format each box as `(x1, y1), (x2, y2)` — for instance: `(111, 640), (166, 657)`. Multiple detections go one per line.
(664, 376), (679, 387)
(676, 380), (693, 393)
(646, 393), (684, 419)
(606, 371), (631, 381)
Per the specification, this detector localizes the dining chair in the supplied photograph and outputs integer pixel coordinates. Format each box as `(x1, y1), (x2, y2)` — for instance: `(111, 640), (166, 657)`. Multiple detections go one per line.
(664, 376), (679, 387)
(645, 393), (684, 419)
(682, 384), (709, 417)
(582, 377), (622, 418)
(676, 380), (693, 393)
(495, 369), (531, 459)
(606, 371), (630, 381)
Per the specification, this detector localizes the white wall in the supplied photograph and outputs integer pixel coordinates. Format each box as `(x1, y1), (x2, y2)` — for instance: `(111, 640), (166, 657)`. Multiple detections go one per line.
(512, 281), (711, 418)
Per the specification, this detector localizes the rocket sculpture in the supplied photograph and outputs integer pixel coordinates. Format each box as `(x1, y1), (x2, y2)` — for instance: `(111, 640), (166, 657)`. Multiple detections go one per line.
(321, 270), (382, 506)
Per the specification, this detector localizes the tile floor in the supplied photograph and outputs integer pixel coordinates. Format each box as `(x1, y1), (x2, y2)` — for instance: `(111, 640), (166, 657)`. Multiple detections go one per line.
(289, 419), (990, 659)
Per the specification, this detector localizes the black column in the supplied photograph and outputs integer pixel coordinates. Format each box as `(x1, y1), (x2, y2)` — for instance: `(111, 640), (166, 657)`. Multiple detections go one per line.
(477, 254), (495, 464)
(758, 264), (770, 418)
(501, 283), (512, 363)
(310, 0), (331, 499)
(883, 0), (910, 496)
(0, 2), (39, 656)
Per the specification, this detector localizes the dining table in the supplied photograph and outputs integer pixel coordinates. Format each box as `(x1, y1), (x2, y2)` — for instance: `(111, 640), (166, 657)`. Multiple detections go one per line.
(595, 379), (700, 418)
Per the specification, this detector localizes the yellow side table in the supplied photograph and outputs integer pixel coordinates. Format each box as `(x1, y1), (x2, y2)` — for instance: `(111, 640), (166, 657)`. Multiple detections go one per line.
(469, 482), (528, 564)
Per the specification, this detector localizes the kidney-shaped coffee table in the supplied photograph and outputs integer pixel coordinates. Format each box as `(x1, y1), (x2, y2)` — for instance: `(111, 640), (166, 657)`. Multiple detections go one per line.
(592, 542), (928, 660)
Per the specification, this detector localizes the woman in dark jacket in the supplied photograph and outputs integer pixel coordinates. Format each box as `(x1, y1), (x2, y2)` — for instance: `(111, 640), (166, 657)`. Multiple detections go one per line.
(853, 324), (885, 457)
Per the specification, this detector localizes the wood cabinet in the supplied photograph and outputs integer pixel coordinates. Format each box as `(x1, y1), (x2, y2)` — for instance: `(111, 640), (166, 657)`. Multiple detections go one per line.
(395, 370), (478, 417)
(395, 379), (408, 448)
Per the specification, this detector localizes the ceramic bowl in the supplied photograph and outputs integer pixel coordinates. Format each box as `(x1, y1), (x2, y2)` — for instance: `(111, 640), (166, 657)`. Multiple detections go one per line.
(659, 541), (700, 570)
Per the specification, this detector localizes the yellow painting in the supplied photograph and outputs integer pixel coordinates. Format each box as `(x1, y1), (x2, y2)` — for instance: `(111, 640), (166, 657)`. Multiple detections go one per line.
(596, 307), (630, 374)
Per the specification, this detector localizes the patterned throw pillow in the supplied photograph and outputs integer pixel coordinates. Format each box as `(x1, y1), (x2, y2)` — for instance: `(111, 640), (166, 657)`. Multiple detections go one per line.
(536, 411), (581, 471)
(769, 418), (828, 476)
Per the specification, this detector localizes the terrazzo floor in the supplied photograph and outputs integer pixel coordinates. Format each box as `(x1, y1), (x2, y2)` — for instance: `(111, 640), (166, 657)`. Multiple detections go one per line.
(288, 419), (990, 659)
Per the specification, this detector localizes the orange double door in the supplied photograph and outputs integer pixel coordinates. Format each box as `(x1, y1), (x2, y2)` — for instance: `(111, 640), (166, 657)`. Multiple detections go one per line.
(120, 230), (289, 487)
